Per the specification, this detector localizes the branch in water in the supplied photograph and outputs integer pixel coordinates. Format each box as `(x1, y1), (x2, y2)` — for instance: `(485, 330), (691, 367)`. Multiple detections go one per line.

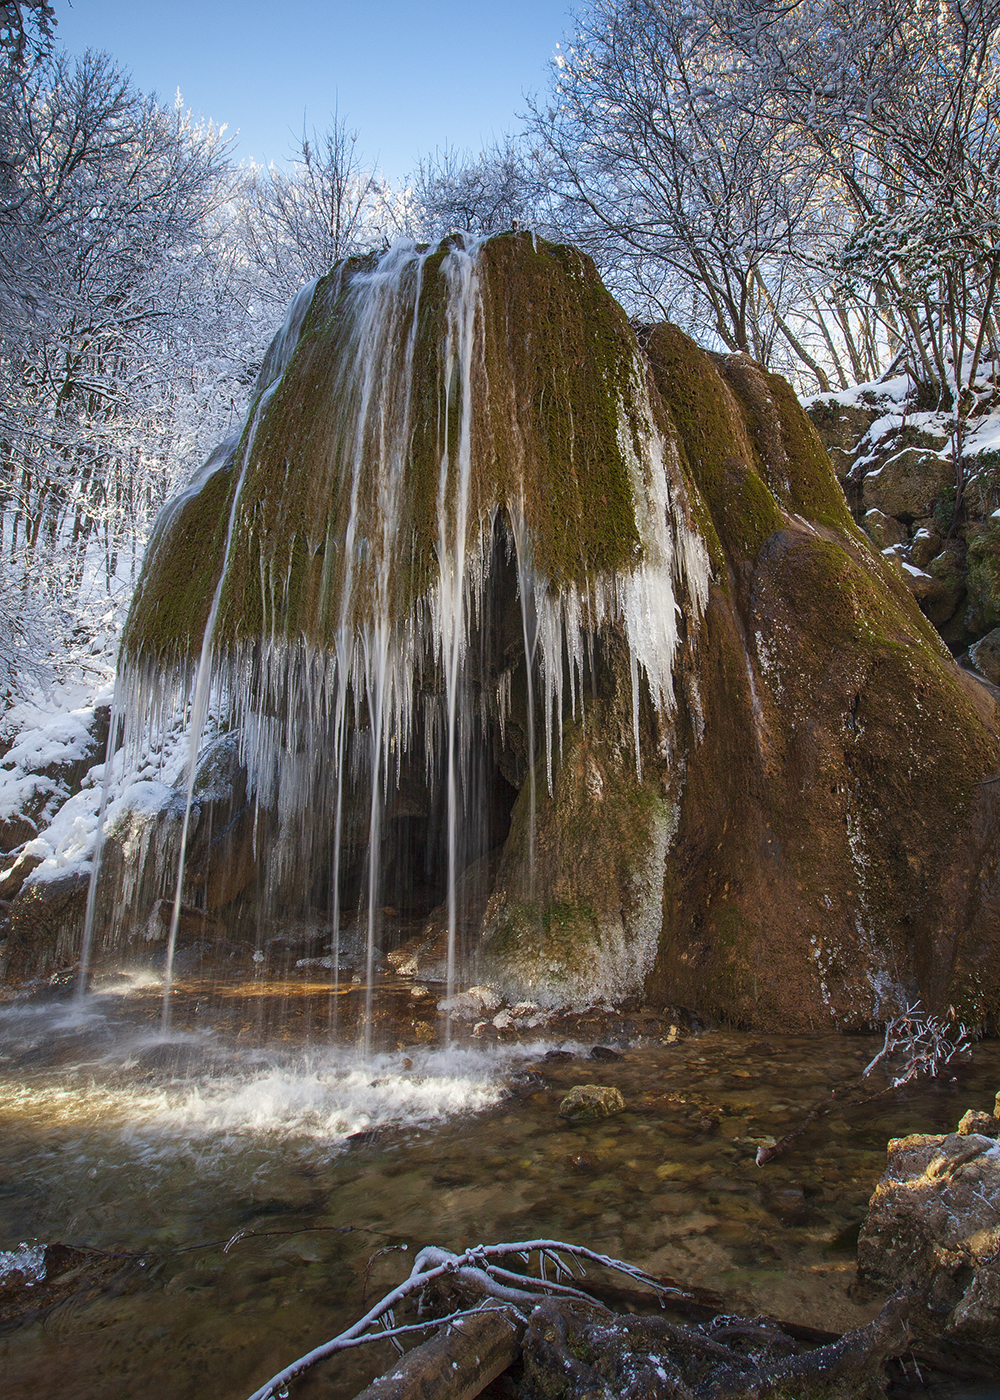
(756, 1002), (972, 1166)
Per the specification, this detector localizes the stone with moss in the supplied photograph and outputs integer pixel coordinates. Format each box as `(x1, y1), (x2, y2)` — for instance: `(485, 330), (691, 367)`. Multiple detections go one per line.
(557, 1084), (626, 1123)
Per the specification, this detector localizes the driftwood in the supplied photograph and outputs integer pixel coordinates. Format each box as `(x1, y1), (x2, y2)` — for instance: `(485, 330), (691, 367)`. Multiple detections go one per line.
(351, 1301), (525, 1400)
(518, 1290), (912, 1399)
(244, 1239), (925, 1400)
(245, 1239), (687, 1400)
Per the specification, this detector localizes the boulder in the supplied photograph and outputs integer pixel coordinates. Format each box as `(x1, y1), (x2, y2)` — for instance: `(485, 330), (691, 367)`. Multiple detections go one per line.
(558, 1084), (626, 1123)
(923, 548), (966, 625)
(5, 870), (90, 979)
(858, 1113), (1000, 1354)
(0, 814), (38, 854)
(911, 524), (943, 571)
(39, 237), (1000, 1034)
(861, 446), (952, 521)
(806, 398), (881, 484)
(971, 628), (1000, 686)
(0, 850), (43, 901)
(957, 1109), (1000, 1135)
(863, 509), (906, 551)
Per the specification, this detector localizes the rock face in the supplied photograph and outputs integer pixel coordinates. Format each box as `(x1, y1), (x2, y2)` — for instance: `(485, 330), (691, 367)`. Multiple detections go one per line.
(858, 1107), (1000, 1356)
(8, 234), (1000, 1033)
(642, 327), (1000, 1030)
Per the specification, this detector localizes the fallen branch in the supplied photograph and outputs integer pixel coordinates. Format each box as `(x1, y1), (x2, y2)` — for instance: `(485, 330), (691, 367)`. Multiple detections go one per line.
(756, 1002), (971, 1165)
(244, 1238), (689, 1400)
(350, 1300), (526, 1400)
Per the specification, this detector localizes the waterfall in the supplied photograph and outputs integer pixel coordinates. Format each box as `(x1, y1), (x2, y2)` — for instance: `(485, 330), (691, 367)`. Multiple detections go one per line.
(93, 232), (709, 1030)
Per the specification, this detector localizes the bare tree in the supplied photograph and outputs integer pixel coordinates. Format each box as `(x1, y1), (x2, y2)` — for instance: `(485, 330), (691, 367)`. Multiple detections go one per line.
(0, 50), (250, 697)
(236, 115), (395, 310)
(715, 0), (1000, 406)
(529, 0), (829, 374)
(408, 137), (551, 239)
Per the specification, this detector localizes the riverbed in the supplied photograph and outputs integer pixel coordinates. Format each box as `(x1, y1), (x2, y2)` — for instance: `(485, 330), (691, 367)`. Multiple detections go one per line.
(0, 973), (996, 1399)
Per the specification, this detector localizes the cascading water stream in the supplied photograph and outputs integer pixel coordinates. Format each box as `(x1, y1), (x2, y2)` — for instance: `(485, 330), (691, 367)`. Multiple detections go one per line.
(75, 703), (125, 1000)
(435, 240), (482, 1038)
(160, 385), (277, 1030)
(93, 231), (710, 1037)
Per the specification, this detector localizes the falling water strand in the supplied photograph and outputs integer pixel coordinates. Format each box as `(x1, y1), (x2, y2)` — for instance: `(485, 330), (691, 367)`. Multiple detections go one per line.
(437, 242), (482, 1041)
(160, 387), (276, 1032)
(75, 698), (125, 999)
(510, 512), (538, 898)
(362, 625), (389, 1058)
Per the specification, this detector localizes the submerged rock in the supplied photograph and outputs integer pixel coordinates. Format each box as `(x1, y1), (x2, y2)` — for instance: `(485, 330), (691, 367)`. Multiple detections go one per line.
(558, 1084), (626, 1123)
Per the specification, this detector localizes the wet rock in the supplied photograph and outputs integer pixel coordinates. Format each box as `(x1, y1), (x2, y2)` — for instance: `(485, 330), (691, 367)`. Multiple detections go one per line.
(0, 850), (43, 901)
(970, 628), (1000, 686)
(149, 898), (224, 943)
(957, 1108), (999, 1136)
(437, 985), (501, 1020)
(6, 870), (89, 979)
(590, 1044), (622, 1061)
(557, 1084), (626, 1123)
(858, 1121), (1000, 1354)
(0, 814), (37, 854)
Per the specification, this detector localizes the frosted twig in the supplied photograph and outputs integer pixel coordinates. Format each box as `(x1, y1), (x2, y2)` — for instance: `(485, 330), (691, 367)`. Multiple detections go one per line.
(863, 1002), (971, 1087)
(244, 1237), (689, 1400)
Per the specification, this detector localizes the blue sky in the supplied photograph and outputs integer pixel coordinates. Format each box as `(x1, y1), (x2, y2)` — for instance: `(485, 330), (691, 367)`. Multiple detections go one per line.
(56, 0), (577, 181)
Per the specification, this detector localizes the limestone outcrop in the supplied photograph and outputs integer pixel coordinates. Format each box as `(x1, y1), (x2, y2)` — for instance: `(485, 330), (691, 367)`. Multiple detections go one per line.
(858, 1098), (1000, 1358)
(6, 235), (1000, 1032)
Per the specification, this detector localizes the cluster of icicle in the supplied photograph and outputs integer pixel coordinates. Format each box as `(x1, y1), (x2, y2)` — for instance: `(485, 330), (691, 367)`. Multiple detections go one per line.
(83, 235), (710, 1033)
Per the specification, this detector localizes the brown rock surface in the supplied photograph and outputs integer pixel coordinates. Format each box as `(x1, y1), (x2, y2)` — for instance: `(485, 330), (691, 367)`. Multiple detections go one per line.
(861, 445), (952, 520)
(644, 326), (1000, 1031)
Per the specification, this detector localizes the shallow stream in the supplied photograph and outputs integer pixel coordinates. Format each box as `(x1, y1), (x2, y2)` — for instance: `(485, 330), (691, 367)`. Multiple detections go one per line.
(0, 974), (997, 1399)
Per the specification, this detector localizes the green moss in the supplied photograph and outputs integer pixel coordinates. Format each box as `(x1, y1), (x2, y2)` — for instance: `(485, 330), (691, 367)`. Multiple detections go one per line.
(966, 519), (1000, 629)
(120, 447), (239, 662)
(124, 233), (654, 664)
(759, 371), (857, 531)
(641, 324), (783, 562)
(482, 714), (672, 1003)
(477, 235), (641, 586)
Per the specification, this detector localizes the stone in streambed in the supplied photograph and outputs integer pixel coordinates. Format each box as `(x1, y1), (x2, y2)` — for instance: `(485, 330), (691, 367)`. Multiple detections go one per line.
(558, 1084), (626, 1123)
(858, 1112), (1000, 1355)
(957, 1108), (999, 1136)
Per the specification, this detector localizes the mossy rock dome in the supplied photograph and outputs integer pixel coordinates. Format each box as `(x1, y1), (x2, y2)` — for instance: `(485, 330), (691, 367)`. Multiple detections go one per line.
(38, 233), (1000, 1031)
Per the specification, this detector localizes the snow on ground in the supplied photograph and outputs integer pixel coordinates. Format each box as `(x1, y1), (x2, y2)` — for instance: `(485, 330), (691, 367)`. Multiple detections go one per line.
(805, 365), (1000, 496)
(0, 666), (196, 889)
